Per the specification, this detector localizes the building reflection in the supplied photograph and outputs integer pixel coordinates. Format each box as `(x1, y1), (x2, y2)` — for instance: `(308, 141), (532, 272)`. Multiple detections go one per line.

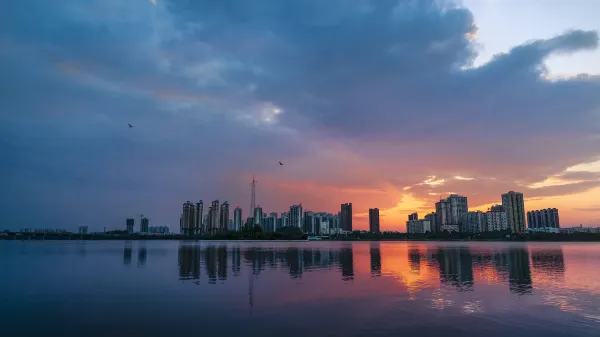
(231, 246), (241, 276)
(508, 248), (532, 295)
(123, 242), (132, 265)
(138, 245), (147, 267)
(408, 247), (421, 272)
(531, 249), (565, 277)
(370, 244), (382, 277)
(285, 248), (302, 278)
(339, 247), (354, 281)
(178, 244), (201, 280)
(436, 247), (474, 291)
(204, 247), (217, 283)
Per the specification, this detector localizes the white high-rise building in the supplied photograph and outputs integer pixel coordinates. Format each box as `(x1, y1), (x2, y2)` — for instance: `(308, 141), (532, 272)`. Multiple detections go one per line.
(502, 191), (526, 233)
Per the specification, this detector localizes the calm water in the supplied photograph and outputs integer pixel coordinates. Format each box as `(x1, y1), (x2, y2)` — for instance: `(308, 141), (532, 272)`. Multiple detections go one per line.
(1, 241), (599, 337)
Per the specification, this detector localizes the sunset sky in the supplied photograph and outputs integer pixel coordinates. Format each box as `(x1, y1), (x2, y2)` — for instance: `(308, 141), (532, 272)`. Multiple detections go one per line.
(2, 0), (600, 231)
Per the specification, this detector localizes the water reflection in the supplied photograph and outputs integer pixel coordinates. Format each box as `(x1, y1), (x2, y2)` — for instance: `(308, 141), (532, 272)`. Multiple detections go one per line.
(532, 249), (565, 277)
(370, 243), (381, 277)
(178, 244), (200, 280)
(123, 242), (132, 265)
(171, 243), (570, 300)
(3, 241), (597, 337)
(138, 245), (147, 267)
(508, 248), (533, 295)
(435, 248), (474, 291)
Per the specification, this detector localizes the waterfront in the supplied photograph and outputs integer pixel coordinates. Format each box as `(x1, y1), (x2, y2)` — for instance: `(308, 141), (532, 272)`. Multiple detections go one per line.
(1, 241), (599, 337)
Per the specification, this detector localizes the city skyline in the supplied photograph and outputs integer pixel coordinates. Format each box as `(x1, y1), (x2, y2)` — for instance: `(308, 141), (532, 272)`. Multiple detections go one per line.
(2, 1), (600, 232)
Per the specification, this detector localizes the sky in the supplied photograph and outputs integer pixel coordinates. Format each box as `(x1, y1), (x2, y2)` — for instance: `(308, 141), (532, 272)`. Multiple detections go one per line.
(1, 0), (600, 232)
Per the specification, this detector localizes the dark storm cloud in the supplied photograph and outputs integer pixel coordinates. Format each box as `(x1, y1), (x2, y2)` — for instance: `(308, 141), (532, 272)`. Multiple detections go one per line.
(165, 0), (600, 206)
(2, 0), (600, 230)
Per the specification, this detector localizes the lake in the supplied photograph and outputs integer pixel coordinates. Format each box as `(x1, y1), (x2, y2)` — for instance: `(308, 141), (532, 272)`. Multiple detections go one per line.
(1, 241), (599, 337)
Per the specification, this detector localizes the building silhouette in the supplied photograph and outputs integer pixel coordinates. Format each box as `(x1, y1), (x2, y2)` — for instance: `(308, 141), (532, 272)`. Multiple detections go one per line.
(253, 206), (263, 227)
(209, 200), (220, 233)
(527, 208), (560, 229)
(126, 218), (134, 233)
(435, 195), (468, 232)
(194, 201), (204, 234)
(424, 212), (439, 233)
(219, 201), (229, 232)
(340, 203), (353, 232)
(502, 191), (526, 233)
(181, 201), (195, 236)
(289, 204), (303, 229)
(140, 217), (149, 233)
(369, 208), (380, 233)
(234, 207), (242, 231)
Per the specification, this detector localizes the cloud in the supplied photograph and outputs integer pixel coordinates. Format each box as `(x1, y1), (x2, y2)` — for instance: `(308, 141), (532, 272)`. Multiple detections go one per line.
(1, 0), (600, 230)
(573, 207), (600, 212)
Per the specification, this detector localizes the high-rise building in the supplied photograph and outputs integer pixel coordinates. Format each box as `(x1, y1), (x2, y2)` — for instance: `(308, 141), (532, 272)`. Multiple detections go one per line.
(435, 194), (467, 232)
(303, 211), (315, 233)
(233, 207), (242, 231)
(253, 206), (263, 226)
(340, 203), (353, 232)
(141, 217), (149, 233)
(460, 211), (484, 233)
(424, 212), (439, 233)
(78, 226), (88, 234)
(264, 213), (277, 232)
(181, 201), (195, 236)
(228, 219), (233, 231)
(408, 212), (418, 221)
(126, 218), (135, 233)
(407, 220), (431, 234)
(502, 191), (526, 233)
(369, 208), (380, 233)
(203, 214), (209, 230)
(289, 204), (303, 228)
(527, 208), (560, 229)
(210, 200), (220, 232)
(483, 205), (508, 232)
(219, 201), (229, 232)
(194, 201), (204, 234)
(280, 211), (289, 228)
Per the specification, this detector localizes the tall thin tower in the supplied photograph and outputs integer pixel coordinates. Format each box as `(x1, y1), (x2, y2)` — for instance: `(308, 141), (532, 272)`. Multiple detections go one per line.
(250, 175), (256, 216)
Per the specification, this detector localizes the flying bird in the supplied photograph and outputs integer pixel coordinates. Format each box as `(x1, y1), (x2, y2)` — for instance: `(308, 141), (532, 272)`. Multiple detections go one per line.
(128, 124), (133, 128)
(279, 162), (283, 166)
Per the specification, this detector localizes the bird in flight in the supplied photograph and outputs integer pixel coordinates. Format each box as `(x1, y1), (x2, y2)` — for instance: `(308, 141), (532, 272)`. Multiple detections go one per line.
(279, 162), (283, 166)
(128, 124), (133, 128)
